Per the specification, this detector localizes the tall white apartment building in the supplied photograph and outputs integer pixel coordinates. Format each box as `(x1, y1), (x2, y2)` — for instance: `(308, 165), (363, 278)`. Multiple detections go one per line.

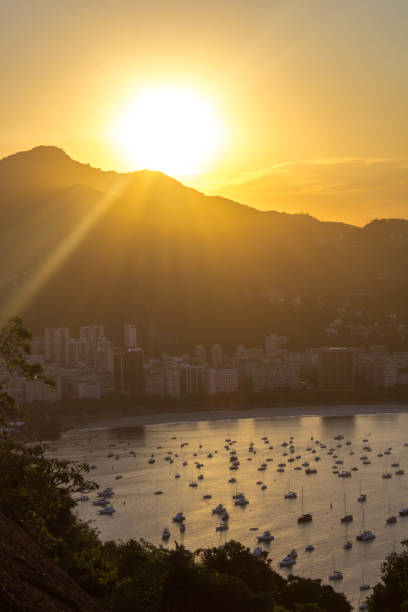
(181, 364), (206, 395)
(79, 325), (104, 347)
(251, 363), (300, 392)
(65, 338), (89, 367)
(124, 323), (137, 348)
(79, 325), (105, 365)
(145, 368), (167, 396)
(193, 344), (207, 364)
(95, 338), (113, 372)
(165, 366), (182, 398)
(208, 368), (238, 395)
(265, 334), (288, 354)
(44, 327), (70, 363)
(371, 358), (397, 387)
(24, 378), (62, 403)
(210, 344), (223, 367)
(76, 380), (101, 400)
(31, 337), (44, 355)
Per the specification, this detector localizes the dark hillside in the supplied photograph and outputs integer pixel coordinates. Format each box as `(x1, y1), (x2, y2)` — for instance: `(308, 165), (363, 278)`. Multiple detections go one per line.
(0, 511), (102, 611)
(1, 147), (408, 351)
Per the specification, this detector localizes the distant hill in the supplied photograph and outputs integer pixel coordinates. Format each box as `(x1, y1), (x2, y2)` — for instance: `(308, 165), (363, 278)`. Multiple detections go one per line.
(1, 146), (408, 352)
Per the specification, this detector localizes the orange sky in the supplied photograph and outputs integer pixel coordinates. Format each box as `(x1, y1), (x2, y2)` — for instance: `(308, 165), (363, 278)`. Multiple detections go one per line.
(1, 0), (407, 224)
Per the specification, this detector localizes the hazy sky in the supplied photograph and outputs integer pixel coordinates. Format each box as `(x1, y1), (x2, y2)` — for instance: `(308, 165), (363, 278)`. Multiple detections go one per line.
(1, 0), (407, 223)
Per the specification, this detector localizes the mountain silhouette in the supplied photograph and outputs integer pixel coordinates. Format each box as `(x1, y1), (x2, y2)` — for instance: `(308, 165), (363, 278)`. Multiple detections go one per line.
(1, 146), (408, 352)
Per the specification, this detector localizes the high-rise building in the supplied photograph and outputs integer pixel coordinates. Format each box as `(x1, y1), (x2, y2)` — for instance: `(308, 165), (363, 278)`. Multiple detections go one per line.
(114, 348), (144, 394)
(145, 367), (166, 396)
(210, 344), (223, 367)
(165, 366), (182, 398)
(79, 325), (105, 344)
(44, 327), (70, 363)
(370, 357), (397, 387)
(76, 380), (101, 400)
(193, 345), (207, 365)
(124, 323), (137, 349)
(24, 378), (62, 404)
(95, 338), (113, 372)
(265, 334), (287, 353)
(31, 337), (44, 355)
(318, 347), (355, 390)
(65, 338), (88, 367)
(180, 364), (206, 395)
(251, 363), (300, 392)
(393, 352), (408, 370)
(79, 325), (105, 365)
(208, 368), (238, 395)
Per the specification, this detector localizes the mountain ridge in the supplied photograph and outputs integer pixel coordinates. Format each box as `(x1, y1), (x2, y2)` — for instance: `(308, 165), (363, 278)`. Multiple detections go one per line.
(1, 146), (408, 352)
(1, 145), (355, 226)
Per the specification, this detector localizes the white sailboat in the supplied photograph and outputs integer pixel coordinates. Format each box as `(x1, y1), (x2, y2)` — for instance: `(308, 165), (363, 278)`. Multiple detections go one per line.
(386, 499), (397, 524)
(340, 492), (353, 523)
(329, 554), (343, 580)
(357, 479), (367, 503)
(356, 507), (376, 541)
(284, 474), (297, 499)
(297, 487), (312, 523)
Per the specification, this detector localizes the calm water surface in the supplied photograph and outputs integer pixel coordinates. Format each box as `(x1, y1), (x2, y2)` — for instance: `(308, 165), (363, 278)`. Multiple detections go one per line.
(49, 412), (408, 609)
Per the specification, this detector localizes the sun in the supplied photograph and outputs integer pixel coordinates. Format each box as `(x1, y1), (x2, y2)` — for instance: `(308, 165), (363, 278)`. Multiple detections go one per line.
(112, 85), (224, 175)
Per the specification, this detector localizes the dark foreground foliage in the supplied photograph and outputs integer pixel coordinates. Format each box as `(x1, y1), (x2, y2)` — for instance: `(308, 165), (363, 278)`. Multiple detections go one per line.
(0, 318), (351, 611)
(367, 541), (408, 611)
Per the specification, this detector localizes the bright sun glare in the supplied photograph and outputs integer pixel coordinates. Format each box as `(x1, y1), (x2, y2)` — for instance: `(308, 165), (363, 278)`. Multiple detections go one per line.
(113, 86), (224, 175)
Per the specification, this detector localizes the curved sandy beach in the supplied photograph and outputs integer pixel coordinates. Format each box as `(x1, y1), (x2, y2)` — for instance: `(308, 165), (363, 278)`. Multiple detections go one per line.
(78, 402), (408, 430)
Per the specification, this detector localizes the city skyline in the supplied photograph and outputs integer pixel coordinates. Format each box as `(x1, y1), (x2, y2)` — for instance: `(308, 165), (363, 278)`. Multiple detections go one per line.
(3, 321), (407, 405)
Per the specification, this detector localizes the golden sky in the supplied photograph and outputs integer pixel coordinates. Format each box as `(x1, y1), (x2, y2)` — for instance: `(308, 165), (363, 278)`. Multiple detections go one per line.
(1, 0), (407, 224)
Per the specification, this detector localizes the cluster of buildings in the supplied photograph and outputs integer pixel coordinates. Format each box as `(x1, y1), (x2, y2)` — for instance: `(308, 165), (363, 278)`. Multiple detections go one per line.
(2, 324), (408, 406)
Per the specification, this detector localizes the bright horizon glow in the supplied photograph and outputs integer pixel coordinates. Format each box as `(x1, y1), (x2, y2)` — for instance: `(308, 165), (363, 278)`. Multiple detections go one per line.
(112, 86), (225, 175)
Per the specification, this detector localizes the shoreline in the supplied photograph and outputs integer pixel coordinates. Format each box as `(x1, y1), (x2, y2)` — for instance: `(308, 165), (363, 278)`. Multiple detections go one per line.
(77, 402), (408, 431)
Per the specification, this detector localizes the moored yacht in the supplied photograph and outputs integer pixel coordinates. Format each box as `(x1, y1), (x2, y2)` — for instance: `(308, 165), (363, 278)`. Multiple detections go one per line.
(298, 488), (312, 523)
(360, 583), (371, 591)
(279, 555), (296, 567)
(329, 554), (343, 580)
(340, 494), (353, 523)
(98, 506), (115, 515)
(93, 498), (109, 507)
(356, 530), (376, 541)
(234, 496), (249, 506)
(216, 523), (229, 531)
(341, 514), (353, 523)
(257, 530), (275, 542)
(74, 495), (89, 502)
